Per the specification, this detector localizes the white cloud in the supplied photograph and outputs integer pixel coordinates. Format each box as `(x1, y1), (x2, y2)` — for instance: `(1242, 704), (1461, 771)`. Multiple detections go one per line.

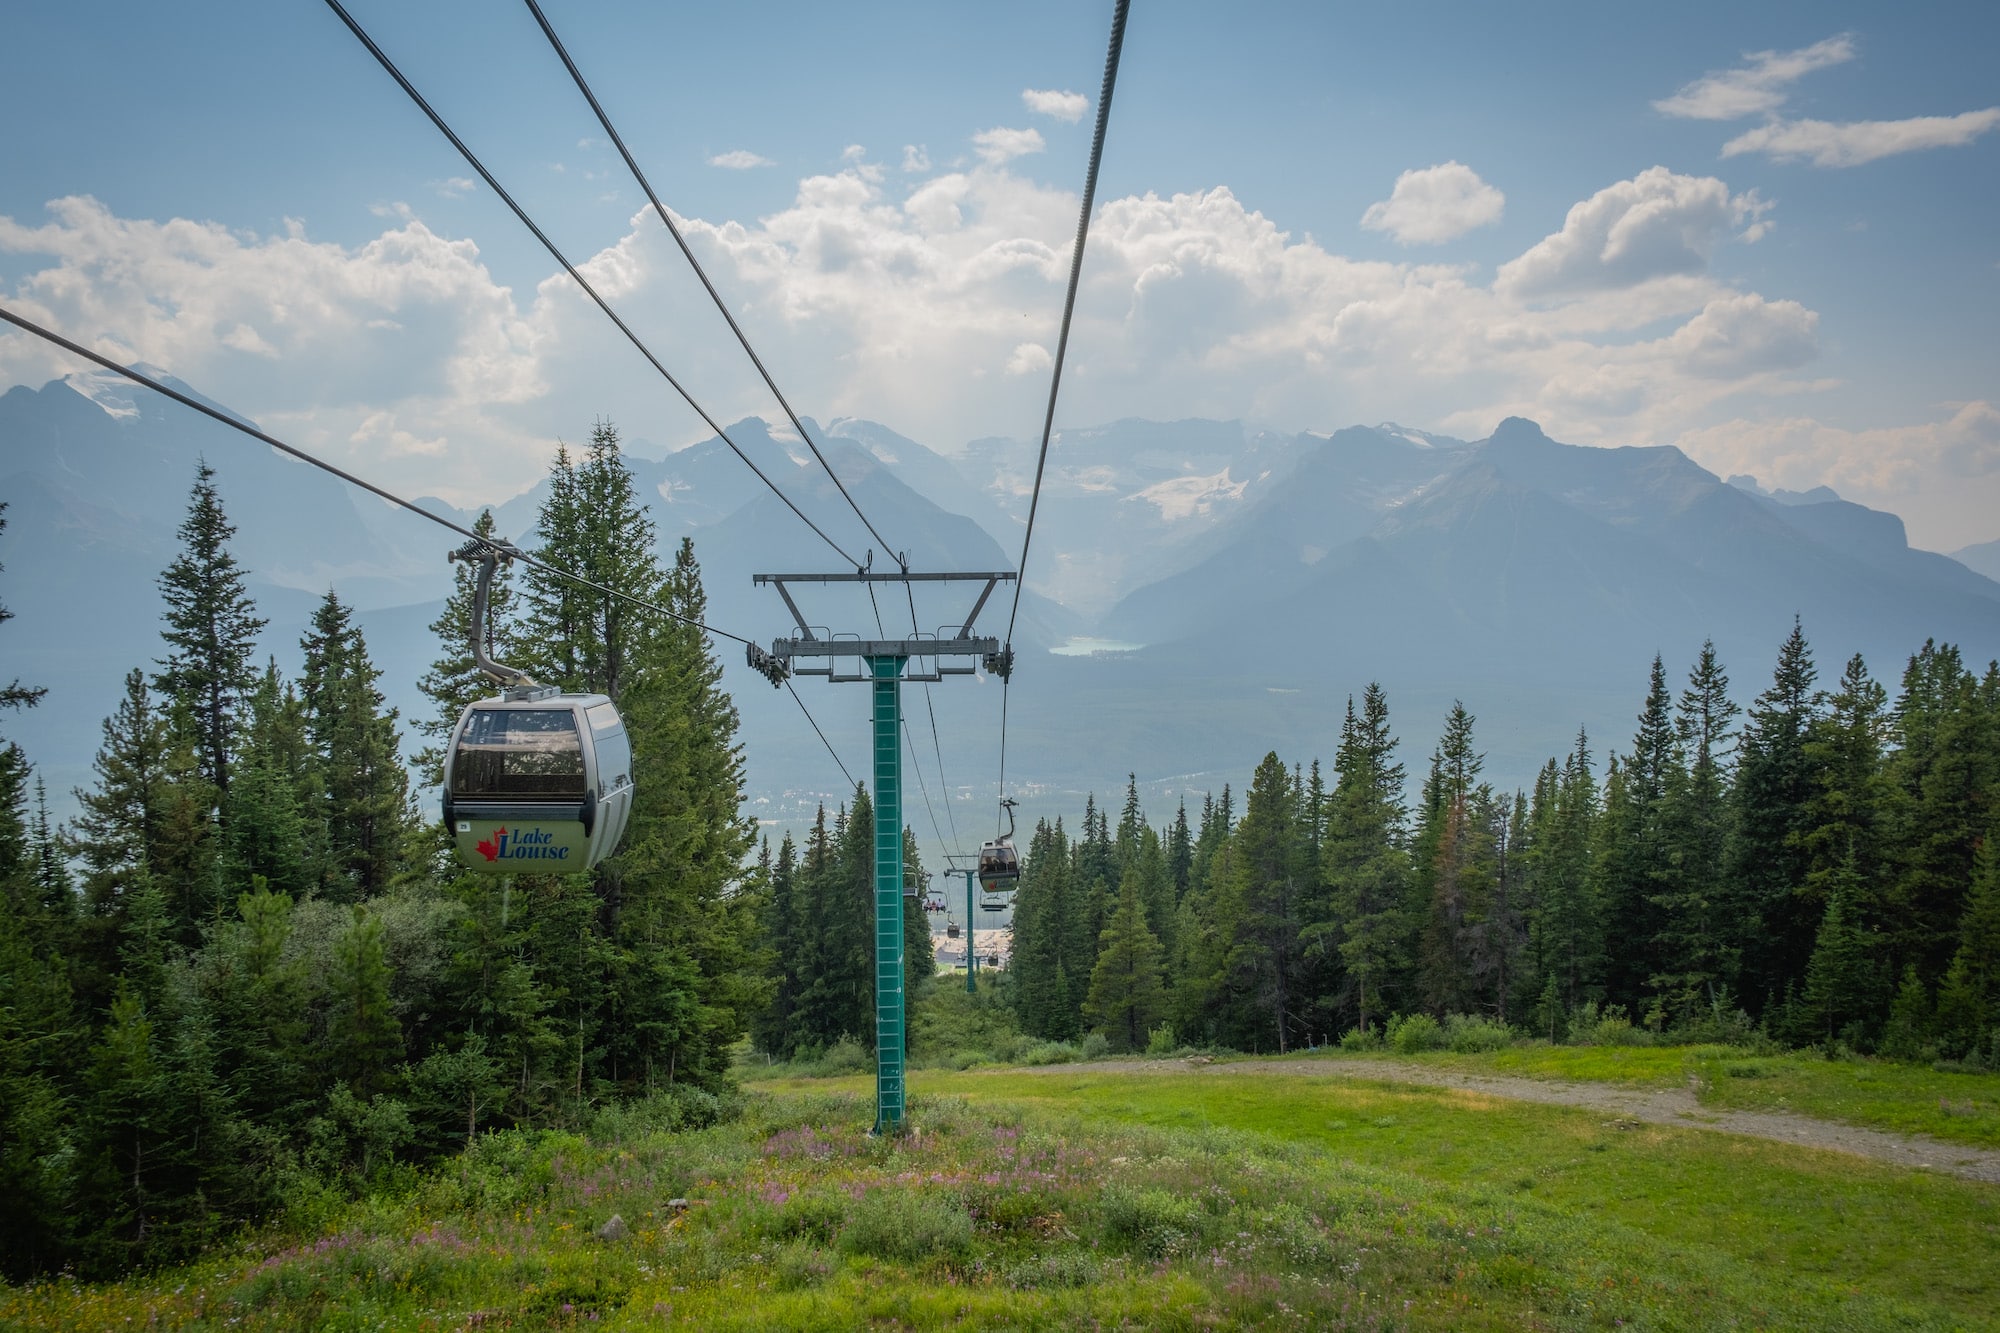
(1005, 342), (1052, 376)
(1676, 402), (2000, 535)
(0, 195), (545, 499)
(1359, 162), (1504, 246)
(1022, 88), (1088, 123)
(1722, 109), (2000, 166)
(0, 166), (1879, 526)
(1654, 34), (1854, 120)
(1497, 167), (1768, 300)
(902, 144), (931, 173)
(709, 149), (775, 170)
(433, 176), (477, 198)
(972, 127), (1045, 165)
(1661, 293), (1817, 378)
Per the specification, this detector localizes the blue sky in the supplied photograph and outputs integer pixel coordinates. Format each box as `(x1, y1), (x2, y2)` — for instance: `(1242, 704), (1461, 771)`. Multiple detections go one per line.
(3, 0), (1997, 546)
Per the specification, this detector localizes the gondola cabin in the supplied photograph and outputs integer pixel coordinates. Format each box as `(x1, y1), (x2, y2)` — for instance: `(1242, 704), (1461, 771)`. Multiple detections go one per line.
(977, 837), (1019, 895)
(443, 693), (633, 874)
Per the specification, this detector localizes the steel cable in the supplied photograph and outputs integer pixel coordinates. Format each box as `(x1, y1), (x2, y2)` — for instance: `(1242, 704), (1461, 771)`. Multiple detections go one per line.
(320, 0), (865, 572)
(521, 0), (901, 568)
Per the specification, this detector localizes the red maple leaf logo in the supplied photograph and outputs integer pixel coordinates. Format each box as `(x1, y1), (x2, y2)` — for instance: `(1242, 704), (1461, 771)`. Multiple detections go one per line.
(477, 826), (506, 862)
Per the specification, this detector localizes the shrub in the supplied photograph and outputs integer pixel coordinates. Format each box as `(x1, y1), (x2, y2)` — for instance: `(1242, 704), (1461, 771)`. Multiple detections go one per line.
(1100, 1186), (1204, 1258)
(1021, 1040), (1081, 1066)
(1339, 1024), (1380, 1052)
(838, 1189), (973, 1263)
(1385, 1013), (1445, 1054)
(1079, 1032), (1112, 1061)
(1443, 1013), (1515, 1053)
(1569, 1002), (1653, 1047)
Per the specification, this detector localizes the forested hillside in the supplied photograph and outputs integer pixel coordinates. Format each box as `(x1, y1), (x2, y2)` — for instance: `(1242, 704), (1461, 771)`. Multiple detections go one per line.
(997, 636), (2000, 1064)
(0, 424), (770, 1279)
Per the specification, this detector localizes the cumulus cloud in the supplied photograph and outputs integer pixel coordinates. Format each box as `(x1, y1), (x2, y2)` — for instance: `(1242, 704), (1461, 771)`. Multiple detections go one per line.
(1021, 88), (1088, 123)
(902, 144), (931, 173)
(709, 149), (775, 170)
(1661, 293), (1817, 378)
(0, 195), (545, 498)
(1497, 167), (1768, 300)
(0, 164), (1851, 519)
(1359, 162), (1504, 246)
(972, 127), (1045, 165)
(1005, 342), (1053, 375)
(1654, 34), (1854, 120)
(1676, 401), (2000, 535)
(1722, 108), (2000, 166)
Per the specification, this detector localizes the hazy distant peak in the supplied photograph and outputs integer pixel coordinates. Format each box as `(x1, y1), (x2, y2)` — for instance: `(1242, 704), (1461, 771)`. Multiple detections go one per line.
(1372, 422), (1463, 450)
(1486, 416), (1554, 447)
(63, 364), (177, 420)
(1727, 472), (1845, 506)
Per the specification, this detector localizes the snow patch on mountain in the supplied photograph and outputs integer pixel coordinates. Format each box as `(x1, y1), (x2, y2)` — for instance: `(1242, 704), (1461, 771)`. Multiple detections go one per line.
(1129, 468), (1250, 521)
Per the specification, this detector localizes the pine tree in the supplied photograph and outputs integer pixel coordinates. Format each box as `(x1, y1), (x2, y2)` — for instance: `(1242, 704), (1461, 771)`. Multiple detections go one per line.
(154, 461), (265, 802)
(1010, 818), (1079, 1040)
(1082, 865), (1168, 1052)
(1600, 657), (1682, 1016)
(753, 836), (801, 1056)
(68, 670), (212, 972)
(1216, 753), (1305, 1051)
(1887, 642), (1994, 983)
(300, 591), (410, 900)
(1730, 619), (1820, 1009)
(327, 906), (403, 1096)
(1416, 703), (1498, 1016)
(1798, 653), (1894, 1026)
(1652, 641), (1739, 1020)
(610, 534), (763, 1087)
(1167, 798), (1193, 901)
(1936, 828), (2000, 1057)
(1318, 685), (1408, 1034)
(902, 827), (935, 981)
(224, 661), (315, 900)
(1527, 728), (1601, 1009)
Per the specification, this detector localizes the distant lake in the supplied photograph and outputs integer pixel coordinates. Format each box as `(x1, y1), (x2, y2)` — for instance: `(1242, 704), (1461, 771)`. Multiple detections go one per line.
(1050, 637), (1145, 656)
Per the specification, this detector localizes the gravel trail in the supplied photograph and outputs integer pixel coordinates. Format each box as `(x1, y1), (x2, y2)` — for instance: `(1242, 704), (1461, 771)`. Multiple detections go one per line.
(1003, 1055), (2000, 1184)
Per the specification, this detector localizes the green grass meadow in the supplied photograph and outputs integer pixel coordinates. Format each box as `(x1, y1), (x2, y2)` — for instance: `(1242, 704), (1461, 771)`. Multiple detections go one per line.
(6, 1050), (1999, 1329)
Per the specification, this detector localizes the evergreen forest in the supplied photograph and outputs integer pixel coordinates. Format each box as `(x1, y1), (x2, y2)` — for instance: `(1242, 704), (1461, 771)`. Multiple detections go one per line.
(999, 640), (2000, 1070)
(6, 421), (2000, 1287)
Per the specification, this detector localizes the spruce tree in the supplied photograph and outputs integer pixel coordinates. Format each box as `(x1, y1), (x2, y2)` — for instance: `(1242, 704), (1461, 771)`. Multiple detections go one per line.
(154, 461), (265, 802)
(1319, 685), (1408, 1034)
(327, 906), (403, 1096)
(1888, 642), (1994, 982)
(1652, 642), (1739, 1020)
(1216, 752), (1304, 1051)
(1730, 619), (1820, 1009)
(300, 591), (410, 900)
(1082, 865), (1168, 1052)
(68, 670), (212, 971)
(1010, 818), (1079, 1040)
(1936, 828), (2000, 1057)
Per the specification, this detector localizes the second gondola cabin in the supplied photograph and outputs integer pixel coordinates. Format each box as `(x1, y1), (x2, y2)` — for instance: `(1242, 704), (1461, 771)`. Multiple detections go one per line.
(443, 693), (633, 873)
(977, 837), (1018, 895)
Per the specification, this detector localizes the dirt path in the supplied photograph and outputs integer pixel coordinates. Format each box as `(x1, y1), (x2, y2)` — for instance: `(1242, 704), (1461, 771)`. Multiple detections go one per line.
(1006, 1056), (2000, 1184)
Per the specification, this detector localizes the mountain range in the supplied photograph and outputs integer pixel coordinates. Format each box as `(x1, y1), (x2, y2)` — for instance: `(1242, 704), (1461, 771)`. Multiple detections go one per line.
(5, 370), (2000, 863)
